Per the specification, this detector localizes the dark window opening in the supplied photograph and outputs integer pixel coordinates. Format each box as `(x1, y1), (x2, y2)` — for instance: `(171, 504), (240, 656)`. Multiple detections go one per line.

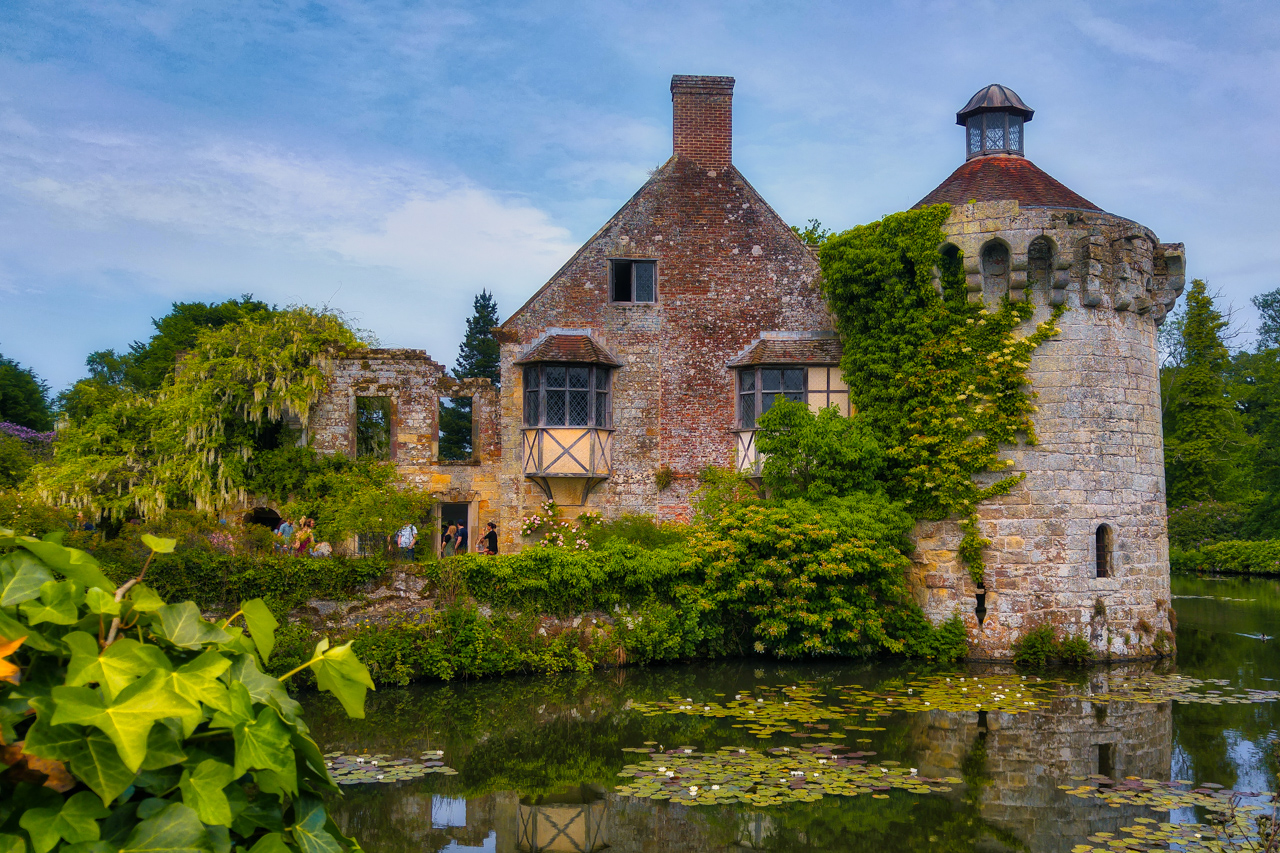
(1095, 702), (1109, 726)
(355, 396), (392, 460)
(982, 241), (1010, 292)
(1097, 743), (1114, 779)
(438, 396), (474, 462)
(522, 363), (612, 428)
(975, 590), (987, 628)
(737, 366), (805, 428)
(243, 507), (281, 529)
(1028, 236), (1053, 294)
(610, 259), (657, 303)
(1096, 524), (1113, 578)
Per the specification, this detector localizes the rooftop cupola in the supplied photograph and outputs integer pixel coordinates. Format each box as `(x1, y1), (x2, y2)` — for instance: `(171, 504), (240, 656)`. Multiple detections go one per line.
(957, 84), (1034, 160)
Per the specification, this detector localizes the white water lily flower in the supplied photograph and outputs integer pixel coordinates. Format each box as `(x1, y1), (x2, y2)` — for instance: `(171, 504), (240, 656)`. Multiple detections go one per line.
(711, 785), (720, 790)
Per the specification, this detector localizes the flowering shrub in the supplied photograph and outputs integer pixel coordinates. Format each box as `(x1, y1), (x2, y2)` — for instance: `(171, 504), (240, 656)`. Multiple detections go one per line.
(519, 500), (591, 550)
(0, 421), (55, 443)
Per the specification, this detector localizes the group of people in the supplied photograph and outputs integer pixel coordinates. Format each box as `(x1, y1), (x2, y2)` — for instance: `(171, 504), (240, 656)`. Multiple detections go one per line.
(391, 520), (498, 561)
(274, 517), (332, 557)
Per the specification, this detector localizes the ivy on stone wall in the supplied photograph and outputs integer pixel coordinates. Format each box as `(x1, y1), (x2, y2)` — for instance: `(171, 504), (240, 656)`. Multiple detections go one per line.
(818, 204), (1064, 586)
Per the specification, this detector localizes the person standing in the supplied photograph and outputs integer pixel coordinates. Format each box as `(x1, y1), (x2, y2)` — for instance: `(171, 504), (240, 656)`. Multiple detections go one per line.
(442, 524), (458, 558)
(276, 518), (294, 553)
(396, 522), (418, 561)
(483, 521), (498, 555)
(456, 523), (468, 555)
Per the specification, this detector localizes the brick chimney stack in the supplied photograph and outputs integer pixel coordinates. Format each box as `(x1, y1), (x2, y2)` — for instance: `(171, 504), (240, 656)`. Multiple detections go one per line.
(671, 75), (734, 171)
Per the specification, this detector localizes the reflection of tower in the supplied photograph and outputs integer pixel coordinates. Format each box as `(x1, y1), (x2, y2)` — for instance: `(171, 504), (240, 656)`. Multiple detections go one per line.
(910, 84), (1185, 658)
(911, 672), (1174, 853)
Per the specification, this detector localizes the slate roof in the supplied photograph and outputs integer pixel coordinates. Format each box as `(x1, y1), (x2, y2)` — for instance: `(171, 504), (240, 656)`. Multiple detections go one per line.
(515, 334), (621, 366)
(915, 155), (1102, 212)
(727, 337), (843, 367)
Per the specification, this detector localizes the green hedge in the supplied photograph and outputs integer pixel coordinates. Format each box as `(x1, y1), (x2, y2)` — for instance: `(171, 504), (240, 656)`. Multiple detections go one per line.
(100, 550), (388, 613)
(1171, 539), (1280, 575)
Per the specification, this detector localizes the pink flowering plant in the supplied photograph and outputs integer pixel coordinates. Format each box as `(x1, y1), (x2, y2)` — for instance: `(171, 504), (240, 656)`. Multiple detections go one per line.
(519, 500), (600, 550)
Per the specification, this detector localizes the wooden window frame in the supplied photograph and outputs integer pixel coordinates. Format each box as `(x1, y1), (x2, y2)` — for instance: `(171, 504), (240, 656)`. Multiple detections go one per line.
(522, 363), (613, 428)
(608, 258), (658, 304)
(736, 366), (807, 429)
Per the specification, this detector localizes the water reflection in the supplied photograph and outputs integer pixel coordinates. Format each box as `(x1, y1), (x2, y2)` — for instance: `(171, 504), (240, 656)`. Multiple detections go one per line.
(309, 574), (1277, 853)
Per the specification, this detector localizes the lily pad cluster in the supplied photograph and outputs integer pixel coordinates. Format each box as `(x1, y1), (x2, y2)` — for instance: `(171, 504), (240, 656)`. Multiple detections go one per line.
(1066, 675), (1280, 706)
(324, 750), (458, 785)
(629, 686), (852, 739)
(839, 674), (1055, 716)
(615, 743), (957, 806)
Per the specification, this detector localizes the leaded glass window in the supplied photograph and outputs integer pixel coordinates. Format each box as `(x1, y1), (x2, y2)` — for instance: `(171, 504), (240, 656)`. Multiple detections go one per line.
(984, 124), (1005, 151)
(738, 366), (806, 428)
(523, 363), (613, 428)
(1008, 117), (1022, 152)
(610, 259), (657, 304)
(968, 119), (982, 154)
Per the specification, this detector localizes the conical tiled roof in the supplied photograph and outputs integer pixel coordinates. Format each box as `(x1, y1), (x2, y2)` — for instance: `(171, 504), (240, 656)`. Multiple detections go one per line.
(916, 154), (1101, 211)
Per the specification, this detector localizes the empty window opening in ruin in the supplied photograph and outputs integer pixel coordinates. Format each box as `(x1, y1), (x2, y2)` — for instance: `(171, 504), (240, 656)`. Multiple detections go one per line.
(1027, 236), (1053, 297)
(523, 364), (612, 428)
(1097, 743), (1115, 779)
(1095, 524), (1114, 579)
(981, 241), (1010, 295)
(438, 395), (474, 462)
(355, 396), (392, 460)
(974, 590), (987, 628)
(610, 259), (657, 303)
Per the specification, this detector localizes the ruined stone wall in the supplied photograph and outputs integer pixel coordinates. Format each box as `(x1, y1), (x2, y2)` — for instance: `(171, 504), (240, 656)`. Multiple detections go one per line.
(495, 156), (828, 552)
(910, 201), (1185, 659)
(308, 349), (502, 545)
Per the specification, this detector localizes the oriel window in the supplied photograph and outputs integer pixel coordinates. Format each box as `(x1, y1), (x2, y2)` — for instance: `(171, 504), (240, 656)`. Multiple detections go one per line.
(737, 366), (805, 428)
(523, 364), (613, 428)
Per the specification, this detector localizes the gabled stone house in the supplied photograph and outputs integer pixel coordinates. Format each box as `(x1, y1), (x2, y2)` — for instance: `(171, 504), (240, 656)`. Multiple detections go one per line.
(306, 76), (1184, 659)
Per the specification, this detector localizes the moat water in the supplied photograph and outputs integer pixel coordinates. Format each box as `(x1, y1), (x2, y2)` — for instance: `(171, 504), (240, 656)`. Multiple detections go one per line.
(302, 574), (1280, 852)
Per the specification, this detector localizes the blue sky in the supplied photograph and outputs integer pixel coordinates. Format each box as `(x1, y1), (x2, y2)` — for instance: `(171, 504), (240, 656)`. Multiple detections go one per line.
(2, 1), (1278, 391)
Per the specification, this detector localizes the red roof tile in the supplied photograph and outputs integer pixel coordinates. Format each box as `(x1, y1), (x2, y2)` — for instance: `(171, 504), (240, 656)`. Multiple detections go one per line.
(915, 156), (1101, 212)
(727, 337), (843, 366)
(515, 334), (621, 366)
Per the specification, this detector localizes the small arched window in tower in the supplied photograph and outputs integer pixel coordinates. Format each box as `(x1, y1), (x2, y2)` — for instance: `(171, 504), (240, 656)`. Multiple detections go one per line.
(1095, 524), (1113, 579)
(982, 242), (1009, 294)
(1027, 236), (1053, 299)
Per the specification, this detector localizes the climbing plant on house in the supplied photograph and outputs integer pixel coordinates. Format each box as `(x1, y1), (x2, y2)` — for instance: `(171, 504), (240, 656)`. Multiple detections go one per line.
(817, 204), (1064, 585)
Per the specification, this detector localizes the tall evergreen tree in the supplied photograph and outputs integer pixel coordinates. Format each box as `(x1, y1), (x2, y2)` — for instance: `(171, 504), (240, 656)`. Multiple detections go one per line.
(439, 291), (501, 461)
(1164, 279), (1249, 506)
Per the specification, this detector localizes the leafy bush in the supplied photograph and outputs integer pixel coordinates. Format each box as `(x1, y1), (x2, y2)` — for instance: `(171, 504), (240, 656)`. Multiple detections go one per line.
(582, 513), (689, 550)
(1167, 500), (1250, 549)
(0, 491), (75, 537)
(1012, 624), (1095, 668)
(0, 527), (375, 853)
(1011, 625), (1057, 668)
(1171, 539), (1280, 575)
(679, 494), (924, 659)
(755, 398), (886, 500)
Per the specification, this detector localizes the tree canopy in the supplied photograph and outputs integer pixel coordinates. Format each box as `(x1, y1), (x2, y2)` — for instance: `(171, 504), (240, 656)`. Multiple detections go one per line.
(439, 291), (501, 462)
(0, 354), (53, 431)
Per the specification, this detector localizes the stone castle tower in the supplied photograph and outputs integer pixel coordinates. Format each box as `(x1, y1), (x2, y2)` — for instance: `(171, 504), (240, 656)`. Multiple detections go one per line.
(909, 85), (1186, 659)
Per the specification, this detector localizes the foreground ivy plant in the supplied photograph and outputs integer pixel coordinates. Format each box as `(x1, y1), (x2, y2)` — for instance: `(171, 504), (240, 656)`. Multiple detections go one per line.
(0, 528), (375, 853)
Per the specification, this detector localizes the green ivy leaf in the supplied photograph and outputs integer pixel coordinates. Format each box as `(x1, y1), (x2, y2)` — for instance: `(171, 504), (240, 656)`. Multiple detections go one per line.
(65, 633), (154, 701)
(309, 639), (374, 719)
(140, 719), (188, 771)
(128, 585), (166, 613)
(17, 538), (116, 594)
(162, 650), (231, 714)
(70, 732), (136, 806)
(154, 603), (232, 650)
(289, 800), (342, 853)
(20, 580), (83, 626)
(52, 669), (202, 773)
(0, 606), (55, 651)
(140, 534), (177, 554)
(178, 759), (236, 826)
(0, 834), (26, 853)
(225, 654), (302, 722)
(85, 588), (121, 617)
(247, 834), (292, 853)
(119, 802), (211, 853)
(241, 599), (278, 664)
(20, 791), (110, 853)
(0, 551), (55, 606)
(209, 682), (255, 730)
(232, 706), (294, 788)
